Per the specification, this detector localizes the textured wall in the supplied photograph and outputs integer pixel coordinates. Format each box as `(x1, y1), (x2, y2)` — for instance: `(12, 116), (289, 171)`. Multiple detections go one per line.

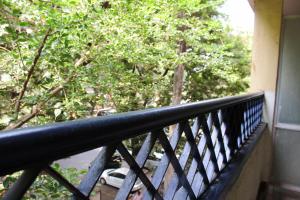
(225, 128), (273, 200)
(249, 0), (283, 130)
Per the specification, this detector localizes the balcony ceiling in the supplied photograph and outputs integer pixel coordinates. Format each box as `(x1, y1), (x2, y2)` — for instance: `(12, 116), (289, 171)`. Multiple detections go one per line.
(248, 0), (300, 16)
(284, 0), (300, 16)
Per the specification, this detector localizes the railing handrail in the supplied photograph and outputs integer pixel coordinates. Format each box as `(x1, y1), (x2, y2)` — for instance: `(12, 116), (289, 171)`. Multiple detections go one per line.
(0, 92), (263, 176)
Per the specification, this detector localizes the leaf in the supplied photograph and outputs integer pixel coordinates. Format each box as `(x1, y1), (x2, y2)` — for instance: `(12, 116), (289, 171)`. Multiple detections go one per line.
(54, 109), (62, 118)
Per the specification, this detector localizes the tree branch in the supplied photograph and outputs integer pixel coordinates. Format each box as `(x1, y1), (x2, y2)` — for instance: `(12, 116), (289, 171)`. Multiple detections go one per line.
(5, 85), (63, 130)
(107, 93), (118, 111)
(6, 44), (96, 130)
(14, 28), (51, 115)
(162, 68), (169, 77)
(0, 46), (10, 52)
(16, 33), (26, 69)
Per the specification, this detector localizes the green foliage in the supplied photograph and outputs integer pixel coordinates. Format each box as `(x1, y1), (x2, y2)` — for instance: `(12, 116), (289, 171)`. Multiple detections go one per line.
(0, 164), (86, 199)
(0, 0), (250, 130)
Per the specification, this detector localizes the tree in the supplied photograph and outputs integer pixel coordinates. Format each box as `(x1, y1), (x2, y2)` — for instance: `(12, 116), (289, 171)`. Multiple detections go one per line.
(0, 0), (249, 130)
(0, 0), (251, 197)
(0, 164), (86, 199)
(0, 0), (250, 162)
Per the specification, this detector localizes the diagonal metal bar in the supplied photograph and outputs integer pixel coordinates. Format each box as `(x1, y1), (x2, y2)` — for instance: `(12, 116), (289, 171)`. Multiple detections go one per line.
(256, 100), (260, 124)
(252, 100), (257, 128)
(231, 105), (243, 153)
(247, 102), (251, 137)
(184, 122), (210, 185)
(256, 99), (262, 126)
(181, 165), (203, 199)
(75, 145), (116, 198)
(252, 100), (257, 131)
(243, 102), (249, 139)
(255, 100), (259, 128)
(251, 100), (256, 132)
(211, 111), (228, 164)
(239, 105), (245, 144)
(259, 98), (264, 122)
(248, 101), (252, 133)
(221, 108), (237, 157)
(257, 99), (262, 124)
(241, 102), (248, 142)
(177, 146), (210, 199)
(249, 101), (253, 135)
(259, 98), (264, 117)
(250, 100), (255, 133)
(231, 104), (243, 149)
(253, 100), (257, 130)
(239, 104), (245, 146)
(254, 100), (258, 129)
(143, 122), (186, 200)
(116, 143), (163, 200)
(115, 132), (161, 200)
(3, 167), (43, 200)
(199, 115), (220, 174)
(158, 132), (197, 200)
(248, 101), (252, 135)
(45, 166), (88, 200)
(163, 118), (202, 200)
(180, 129), (208, 199)
(257, 99), (261, 124)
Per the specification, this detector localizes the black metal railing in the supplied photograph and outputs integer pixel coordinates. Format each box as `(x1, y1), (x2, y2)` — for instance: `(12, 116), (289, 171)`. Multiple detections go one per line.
(0, 92), (264, 200)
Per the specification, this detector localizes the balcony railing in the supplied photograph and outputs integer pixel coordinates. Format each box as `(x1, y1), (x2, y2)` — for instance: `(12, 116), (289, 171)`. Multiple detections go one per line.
(0, 92), (264, 200)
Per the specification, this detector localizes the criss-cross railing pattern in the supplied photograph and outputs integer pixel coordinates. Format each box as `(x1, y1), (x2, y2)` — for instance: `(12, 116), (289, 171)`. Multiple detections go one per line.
(0, 93), (264, 200)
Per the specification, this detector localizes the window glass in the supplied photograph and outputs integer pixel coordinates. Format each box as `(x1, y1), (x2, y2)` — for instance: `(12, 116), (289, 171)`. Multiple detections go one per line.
(110, 172), (126, 179)
(277, 18), (300, 124)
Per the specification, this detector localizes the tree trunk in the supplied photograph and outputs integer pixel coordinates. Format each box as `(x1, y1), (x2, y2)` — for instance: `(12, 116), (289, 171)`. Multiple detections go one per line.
(164, 40), (187, 192)
(171, 63), (185, 106)
(171, 40), (186, 106)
